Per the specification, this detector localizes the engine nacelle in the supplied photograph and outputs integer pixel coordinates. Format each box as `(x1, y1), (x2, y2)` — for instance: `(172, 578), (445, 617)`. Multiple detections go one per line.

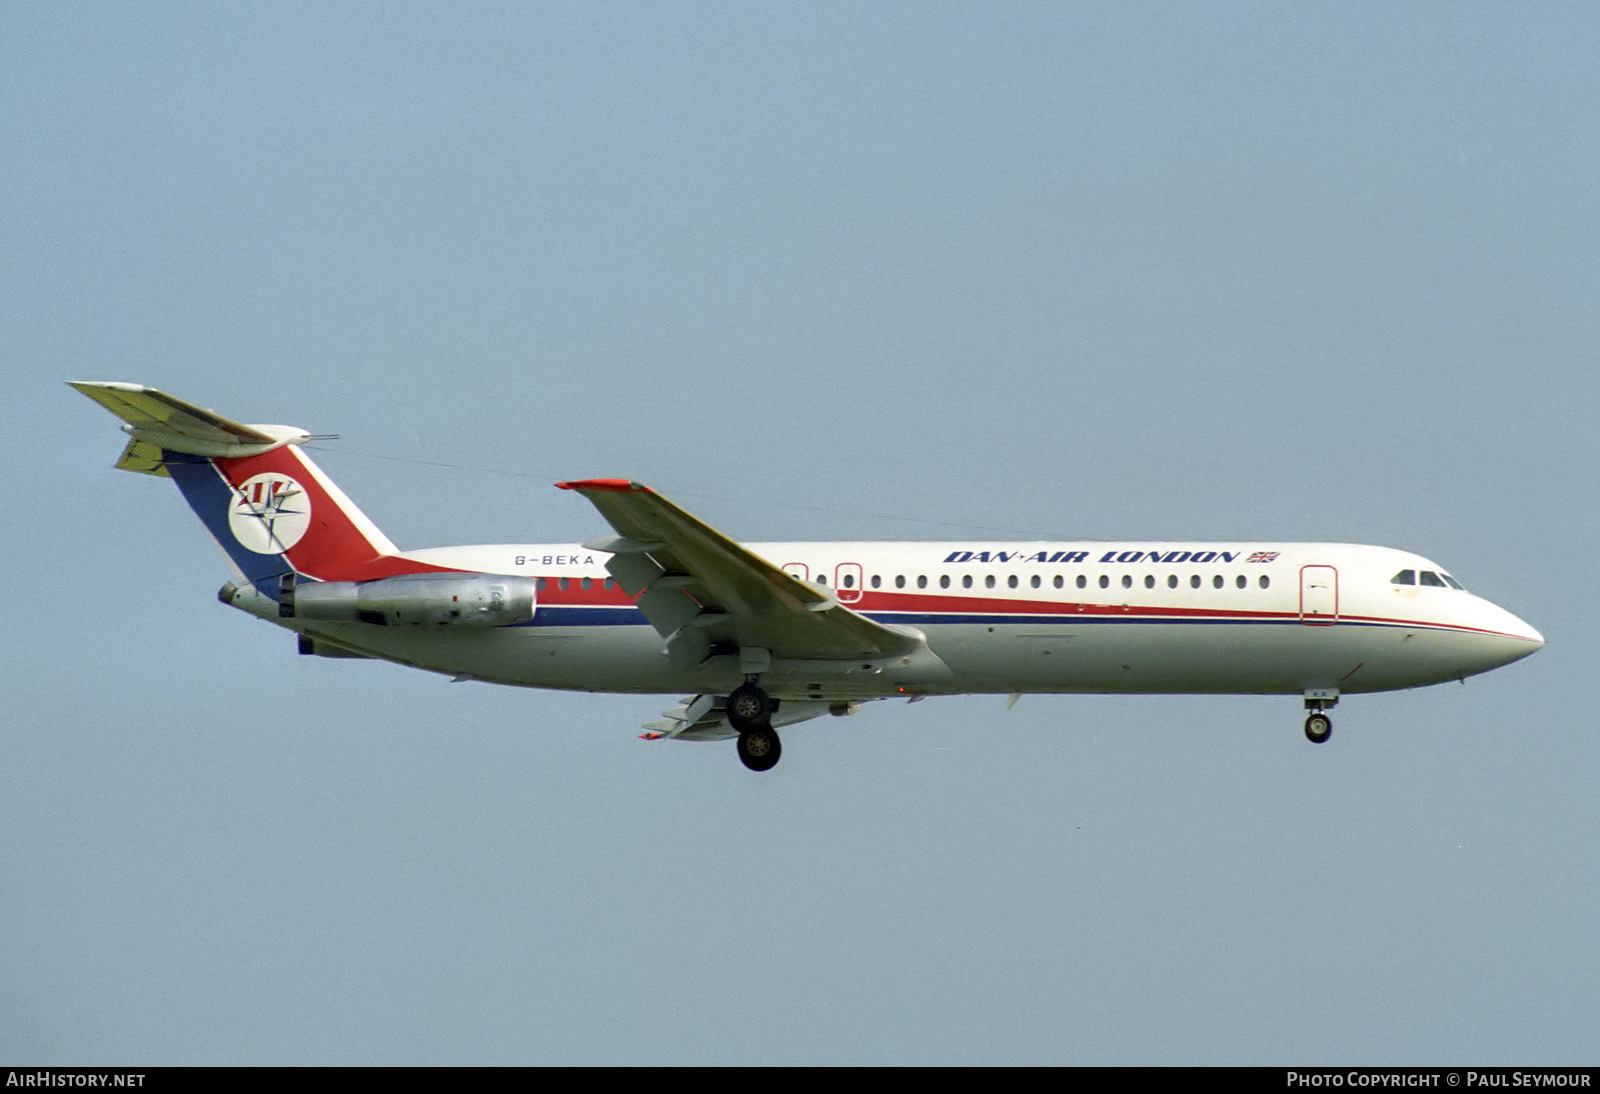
(280, 573), (537, 627)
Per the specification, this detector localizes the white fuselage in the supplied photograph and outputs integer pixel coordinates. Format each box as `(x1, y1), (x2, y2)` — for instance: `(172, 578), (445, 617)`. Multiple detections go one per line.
(71, 383), (1545, 764)
(242, 539), (1543, 703)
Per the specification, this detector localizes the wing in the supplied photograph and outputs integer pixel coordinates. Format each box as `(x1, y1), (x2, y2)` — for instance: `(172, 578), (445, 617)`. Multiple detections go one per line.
(557, 479), (918, 660)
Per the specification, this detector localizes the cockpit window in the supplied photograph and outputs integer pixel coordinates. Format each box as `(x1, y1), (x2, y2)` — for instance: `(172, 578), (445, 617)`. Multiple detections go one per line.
(1394, 567), (1466, 590)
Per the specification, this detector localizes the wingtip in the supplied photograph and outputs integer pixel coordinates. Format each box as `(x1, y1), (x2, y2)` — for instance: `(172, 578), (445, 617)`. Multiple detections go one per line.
(555, 478), (648, 493)
(68, 380), (147, 395)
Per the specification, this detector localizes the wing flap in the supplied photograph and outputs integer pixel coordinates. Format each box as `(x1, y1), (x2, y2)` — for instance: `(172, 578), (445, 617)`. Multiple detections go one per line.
(640, 694), (842, 741)
(643, 694), (736, 741)
(637, 584), (705, 636)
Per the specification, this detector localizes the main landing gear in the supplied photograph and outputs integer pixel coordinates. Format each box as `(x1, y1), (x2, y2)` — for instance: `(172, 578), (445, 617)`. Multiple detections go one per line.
(728, 680), (781, 772)
(1303, 689), (1337, 745)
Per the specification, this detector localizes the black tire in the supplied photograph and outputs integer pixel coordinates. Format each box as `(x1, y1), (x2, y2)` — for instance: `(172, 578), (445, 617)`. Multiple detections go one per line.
(1305, 713), (1332, 744)
(726, 683), (773, 732)
(737, 726), (782, 772)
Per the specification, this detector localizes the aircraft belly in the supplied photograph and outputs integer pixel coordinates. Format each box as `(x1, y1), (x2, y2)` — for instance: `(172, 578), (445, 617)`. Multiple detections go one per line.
(502, 627), (685, 692)
(292, 617), (1505, 700)
(296, 622), (684, 693)
(918, 620), (1478, 696)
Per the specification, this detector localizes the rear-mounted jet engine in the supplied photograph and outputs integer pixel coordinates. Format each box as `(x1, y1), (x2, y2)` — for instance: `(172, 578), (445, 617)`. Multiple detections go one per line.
(278, 573), (536, 628)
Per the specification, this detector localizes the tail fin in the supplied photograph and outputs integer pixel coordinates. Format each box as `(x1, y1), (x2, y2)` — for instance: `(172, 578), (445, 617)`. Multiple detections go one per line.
(71, 382), (412, 590)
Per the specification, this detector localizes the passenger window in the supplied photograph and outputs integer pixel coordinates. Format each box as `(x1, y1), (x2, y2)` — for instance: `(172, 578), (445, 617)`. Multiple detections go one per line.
(1420, 571), (1445, 587)
(842, 574), (855, 588)
(894, 575), (905, 589)
(1259, 576), (1271, 589)
(1236, 575), (1246, 589)
(939, 575), (950, 589)
(1054, 575), (1064, 589)
(963, 576), (973, 589)
(1098, 575), (1110, 590)
(1168, 575), (1178, 589)
(1190, 575), (1201, 589)
(1392, 570), (1416, 586)
(1076, 575), (1086, 589)
(1144, 575), (1155, 589)
(1121, 575), (1132, 589)
(559, 577), (569, 591)
(1031, 575), (1041, 589)
(817, 574), (827, 585)
(581, 577), (592, 590)
(985, 575), (996, 589)
(1213, 575), (1224, 589)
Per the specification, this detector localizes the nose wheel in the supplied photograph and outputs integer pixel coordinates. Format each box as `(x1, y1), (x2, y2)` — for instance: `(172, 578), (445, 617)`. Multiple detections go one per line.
(1303, 690), (1336, 745)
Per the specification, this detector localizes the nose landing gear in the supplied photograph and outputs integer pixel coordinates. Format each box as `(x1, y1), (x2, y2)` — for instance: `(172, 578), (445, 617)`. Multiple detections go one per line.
(1303, 688), (1338, 744)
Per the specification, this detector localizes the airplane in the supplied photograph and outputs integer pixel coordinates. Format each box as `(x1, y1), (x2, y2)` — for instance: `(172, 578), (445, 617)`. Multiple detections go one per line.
(71, 381), (1544, 771)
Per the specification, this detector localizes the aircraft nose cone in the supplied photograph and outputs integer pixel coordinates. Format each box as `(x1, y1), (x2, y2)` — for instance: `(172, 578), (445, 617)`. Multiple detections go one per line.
(1496, 601), (1544, 646)
(1479, 602), (1544, 668)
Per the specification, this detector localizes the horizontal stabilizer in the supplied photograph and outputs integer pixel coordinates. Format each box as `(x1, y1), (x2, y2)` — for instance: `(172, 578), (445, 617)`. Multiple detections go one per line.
(70, 381), (312, 461)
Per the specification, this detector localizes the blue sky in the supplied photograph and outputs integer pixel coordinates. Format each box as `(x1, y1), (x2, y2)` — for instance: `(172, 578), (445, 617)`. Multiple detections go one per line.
(5, 2), (1596, 1064)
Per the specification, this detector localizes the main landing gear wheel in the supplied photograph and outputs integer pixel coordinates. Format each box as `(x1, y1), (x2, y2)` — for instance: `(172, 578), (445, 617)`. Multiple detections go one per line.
(728, 682), (781, 770)
(1305, 712), (1333, 744)
(737, 726), (782, 772)
(726, 683), (774, 732)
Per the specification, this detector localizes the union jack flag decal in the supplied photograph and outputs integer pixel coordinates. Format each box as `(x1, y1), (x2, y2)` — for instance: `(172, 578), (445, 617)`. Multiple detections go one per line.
(1247, 551), (1280, 563)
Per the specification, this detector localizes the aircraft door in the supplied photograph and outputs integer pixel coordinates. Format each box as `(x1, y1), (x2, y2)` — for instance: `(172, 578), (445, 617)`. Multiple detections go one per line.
(835, 562), (864, 604)
(1299, 565), (1338, 625)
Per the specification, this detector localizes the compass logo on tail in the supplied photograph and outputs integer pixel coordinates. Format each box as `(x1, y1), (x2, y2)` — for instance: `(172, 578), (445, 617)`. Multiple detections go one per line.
(229, 473), (311, 554)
